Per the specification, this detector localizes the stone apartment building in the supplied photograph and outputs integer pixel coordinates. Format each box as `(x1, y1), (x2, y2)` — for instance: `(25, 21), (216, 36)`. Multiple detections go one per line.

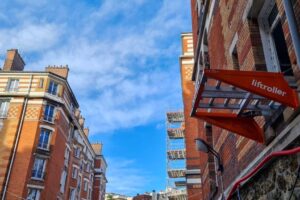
(0, 49), (107, 200)
(180, 0), (300, 199)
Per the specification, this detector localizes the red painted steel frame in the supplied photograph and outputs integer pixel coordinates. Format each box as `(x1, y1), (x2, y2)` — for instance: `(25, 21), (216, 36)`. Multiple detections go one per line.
(204, 69), (299, 108)
(226, 146), (300, 200)
(195, 112), (264, 143)
(192, 69), (300, 143)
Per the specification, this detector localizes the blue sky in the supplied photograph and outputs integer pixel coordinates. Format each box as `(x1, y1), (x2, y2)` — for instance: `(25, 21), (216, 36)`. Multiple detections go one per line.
(0, 0), (191, 196)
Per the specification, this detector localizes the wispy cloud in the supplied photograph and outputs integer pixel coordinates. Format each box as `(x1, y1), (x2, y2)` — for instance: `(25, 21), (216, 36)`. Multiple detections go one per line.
(0, 23), (62, 52)
(0, 0), (190, 134)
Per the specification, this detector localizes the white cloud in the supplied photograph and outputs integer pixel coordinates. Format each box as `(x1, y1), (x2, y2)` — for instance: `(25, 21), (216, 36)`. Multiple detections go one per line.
(0, 23), (62, 52)
(0, 0), (189, 134)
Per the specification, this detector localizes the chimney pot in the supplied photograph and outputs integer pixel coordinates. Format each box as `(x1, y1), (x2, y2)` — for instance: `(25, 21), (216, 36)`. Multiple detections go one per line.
(45, 65), (69, 79)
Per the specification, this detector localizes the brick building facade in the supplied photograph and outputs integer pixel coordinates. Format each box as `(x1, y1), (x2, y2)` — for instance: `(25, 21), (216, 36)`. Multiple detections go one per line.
(0, 49), (107, 200)
(179, 33), (202, 200)
(182, 0), (300, 199)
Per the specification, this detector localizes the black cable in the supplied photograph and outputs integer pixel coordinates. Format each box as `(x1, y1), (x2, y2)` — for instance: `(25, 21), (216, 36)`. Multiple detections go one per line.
(288, 165), (300, 200)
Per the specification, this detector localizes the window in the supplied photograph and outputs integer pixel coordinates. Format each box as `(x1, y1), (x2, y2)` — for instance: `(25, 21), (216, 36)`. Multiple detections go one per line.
(84, 180), (88, 191)
(37, 129), (51, 150)
(74, 147), (81, 158)
(69, 125), (75, 140)
(72, 167), (78, 179)
(0, 100), (9, 118)
(69, 188), (76, 200)
(258, 1), (293, 75)
(43, 104), (55, 122)
(32, 158), (46, 180)
(64, 148), (70, 166)
(48, 80), (58, 95)
(38, 78), (44, 88)
(88, 188), (92, 200)
(80, 161), (84, 171)
(86, 163), (90, 172)
(6, 79), (19, 92)
(60, 170), (67, 193)
(77, 176), (82, 192)
(27, 188), (41, 200)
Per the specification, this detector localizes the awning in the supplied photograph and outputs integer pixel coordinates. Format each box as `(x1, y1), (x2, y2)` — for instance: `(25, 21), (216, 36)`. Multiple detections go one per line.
(191, 69), (299, 143)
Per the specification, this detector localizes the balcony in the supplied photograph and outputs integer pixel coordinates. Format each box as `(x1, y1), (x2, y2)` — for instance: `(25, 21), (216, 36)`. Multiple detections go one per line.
(166, 112), (184, 123)
(174, 181), (186, 187)
(167, 128), (185, 139)
(167, 149), (186, 160)
(167, 189), (187, 198)
(168, 169), (185, 178)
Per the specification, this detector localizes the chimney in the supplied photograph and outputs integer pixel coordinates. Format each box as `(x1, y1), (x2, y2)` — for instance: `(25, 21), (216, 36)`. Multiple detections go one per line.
(75, 109), (81, 119)
(91, 143), (102, 155)
(83, 128), (89, 137)
(3, 49), (25, 71)
(78, 116), (85, 127)
(45, 65), (69, 79)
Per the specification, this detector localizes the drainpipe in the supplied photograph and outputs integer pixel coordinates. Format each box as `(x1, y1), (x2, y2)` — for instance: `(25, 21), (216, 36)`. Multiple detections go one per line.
(1, 75), (33, 200)
(283, 0), (300, 67)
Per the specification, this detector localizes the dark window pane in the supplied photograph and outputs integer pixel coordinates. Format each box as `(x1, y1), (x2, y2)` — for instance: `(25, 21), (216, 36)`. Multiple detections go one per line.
(268, 4), (278, 26)
(271, 21), (293, 75)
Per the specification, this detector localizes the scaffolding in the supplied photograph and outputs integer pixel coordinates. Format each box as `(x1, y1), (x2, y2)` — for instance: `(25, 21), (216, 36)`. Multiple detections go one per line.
(166, 111), (187, 200)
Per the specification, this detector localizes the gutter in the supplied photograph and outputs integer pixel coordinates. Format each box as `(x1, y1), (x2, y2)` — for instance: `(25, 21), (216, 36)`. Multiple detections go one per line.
(1, 75), (33, 200)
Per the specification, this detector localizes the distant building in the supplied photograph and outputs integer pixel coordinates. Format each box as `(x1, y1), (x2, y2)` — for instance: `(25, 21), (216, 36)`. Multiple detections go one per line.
(132, 194), (152, 200)
(105, 192), (132, 200)
(178, 33), (202, 200)
(0, 49), (107, 200)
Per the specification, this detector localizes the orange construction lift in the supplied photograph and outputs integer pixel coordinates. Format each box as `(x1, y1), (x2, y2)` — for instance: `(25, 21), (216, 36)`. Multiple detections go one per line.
(191, 69), (299, 143)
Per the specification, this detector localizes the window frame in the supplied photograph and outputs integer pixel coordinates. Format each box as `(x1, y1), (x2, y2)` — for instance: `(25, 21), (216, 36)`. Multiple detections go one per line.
(37, 128), (52, 150)
(7, 78), (19, 92)
(258, 0), (282, 72)
(48, 80), (59, 95)
(84, 180), (88, 191)
(69, 188), (76, 200)
(31, 157), (47, 180)
(0, 100), (10, 118)
(43, 104), (55, 122)
(60, 169), (67, 193)
(72, 166), (78, 179)
(27, 188), (41, 200)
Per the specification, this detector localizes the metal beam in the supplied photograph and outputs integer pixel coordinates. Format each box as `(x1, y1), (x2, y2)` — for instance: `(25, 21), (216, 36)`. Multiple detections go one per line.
(202, 89), (266, 99)
(198, 103), (280, 111)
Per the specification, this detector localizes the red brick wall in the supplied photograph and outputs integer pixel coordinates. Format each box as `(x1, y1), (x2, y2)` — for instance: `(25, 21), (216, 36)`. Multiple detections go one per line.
(190, 0), (199, 51)
(180, 34), (203, 200)
(188, 0), (300, 199)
